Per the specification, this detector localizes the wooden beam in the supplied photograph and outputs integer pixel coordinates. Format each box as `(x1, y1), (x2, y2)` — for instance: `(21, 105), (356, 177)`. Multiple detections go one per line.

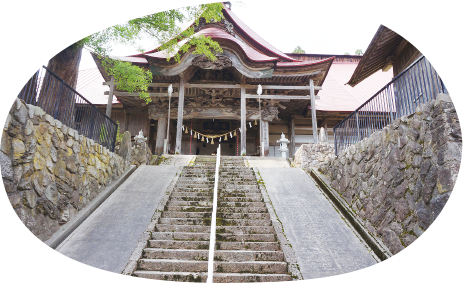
(246, 85), (322, 91)
(105, 81), (322, 91)
(246, 94), (320, 100)
(105, 91), (179, 97)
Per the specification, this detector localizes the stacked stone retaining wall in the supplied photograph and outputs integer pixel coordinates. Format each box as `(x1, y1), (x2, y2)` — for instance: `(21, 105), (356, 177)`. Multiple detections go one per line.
(293, 143), (335, 170)
(1, 99), (128, 241)
(319, 93), (461, 254)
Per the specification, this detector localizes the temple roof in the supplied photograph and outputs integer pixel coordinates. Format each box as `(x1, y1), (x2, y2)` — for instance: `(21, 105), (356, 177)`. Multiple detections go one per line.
(346, 25), (403, 87)
(95, 3), (334, 84)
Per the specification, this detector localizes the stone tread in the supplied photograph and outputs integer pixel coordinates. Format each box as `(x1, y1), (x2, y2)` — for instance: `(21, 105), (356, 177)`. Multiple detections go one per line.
(138, 259), (287, 274)
(134, 271), (291, 282)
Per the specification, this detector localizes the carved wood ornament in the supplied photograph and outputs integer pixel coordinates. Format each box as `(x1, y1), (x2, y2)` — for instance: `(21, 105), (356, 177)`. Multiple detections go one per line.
(194, 18), (235, 36)
(192, 55), (233, 70)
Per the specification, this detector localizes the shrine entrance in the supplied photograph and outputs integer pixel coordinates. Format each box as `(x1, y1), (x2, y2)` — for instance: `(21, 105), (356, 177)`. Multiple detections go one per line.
(179, 119), (260, 156)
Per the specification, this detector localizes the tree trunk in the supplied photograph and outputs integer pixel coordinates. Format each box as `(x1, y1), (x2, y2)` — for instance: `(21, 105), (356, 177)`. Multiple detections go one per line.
(38, 42), (83, 128)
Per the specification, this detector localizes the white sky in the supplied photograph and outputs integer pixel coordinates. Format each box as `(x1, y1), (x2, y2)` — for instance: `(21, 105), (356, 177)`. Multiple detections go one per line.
(79, 0), (382, 70)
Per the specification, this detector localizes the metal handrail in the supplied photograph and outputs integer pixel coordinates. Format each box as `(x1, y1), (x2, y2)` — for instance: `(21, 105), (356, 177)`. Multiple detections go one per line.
(207, 144), (221, 283)
(18, 66), (118, 152)
(333, 56), (448, 155)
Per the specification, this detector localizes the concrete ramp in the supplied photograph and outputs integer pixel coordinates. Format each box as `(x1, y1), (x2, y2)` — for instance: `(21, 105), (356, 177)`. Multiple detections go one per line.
(56, 165), (180, 273)
(257, 167), (377, 279)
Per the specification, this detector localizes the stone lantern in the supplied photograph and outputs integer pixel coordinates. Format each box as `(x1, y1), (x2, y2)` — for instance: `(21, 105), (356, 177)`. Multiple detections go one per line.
(276, 132), (290, 158)
(134, 129), (147, 143)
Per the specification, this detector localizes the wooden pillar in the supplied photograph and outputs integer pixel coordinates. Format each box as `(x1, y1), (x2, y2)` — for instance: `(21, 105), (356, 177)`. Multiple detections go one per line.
(175, 78), (185, 154)
(310, 79), (318, 144)
(155, 117), (167, 155)
(240, 84), (246, 155)
(262, 120), (269, 156)
(105, 76), (115, 118)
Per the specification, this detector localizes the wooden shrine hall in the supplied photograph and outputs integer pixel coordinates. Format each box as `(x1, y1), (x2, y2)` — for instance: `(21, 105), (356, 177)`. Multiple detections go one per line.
(93, 3), (335, 157)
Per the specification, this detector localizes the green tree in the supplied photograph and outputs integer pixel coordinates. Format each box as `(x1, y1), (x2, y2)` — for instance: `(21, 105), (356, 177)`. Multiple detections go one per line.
(42, 3), (225, 104)
(355, 49), (364, 55)
(344, 52), (350, 55)
(292, 46), (305, 54)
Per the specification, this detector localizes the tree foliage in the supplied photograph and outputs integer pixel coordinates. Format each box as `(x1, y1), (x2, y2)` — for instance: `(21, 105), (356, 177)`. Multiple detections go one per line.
(81, 3), (225, 103)
(292, 46), (305, 54)
(355, 49), (364, 55)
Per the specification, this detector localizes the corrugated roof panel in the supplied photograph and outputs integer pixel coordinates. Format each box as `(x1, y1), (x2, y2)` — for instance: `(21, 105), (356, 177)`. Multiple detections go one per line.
(76, 68), (119, 105)
(316, 62), (393, 111)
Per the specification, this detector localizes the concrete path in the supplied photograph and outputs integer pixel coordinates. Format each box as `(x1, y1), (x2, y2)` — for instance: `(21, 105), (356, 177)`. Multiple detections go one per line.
(258, 167), (377, 279)
(159, 154), (195, 166)
(57, 165), (179, 273)
(245, 156), (291, 168)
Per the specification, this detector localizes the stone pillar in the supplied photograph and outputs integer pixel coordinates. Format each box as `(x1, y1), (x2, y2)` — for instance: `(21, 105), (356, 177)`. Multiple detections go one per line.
(155, 117), (167, 155)
(290, 117), (295, 158)
(262, 106), (278, 157)
(240, 84), (246, 155)
(175, 78), (185, 154)
(262, 120), (269, 157)
(310, 79), (319, 144)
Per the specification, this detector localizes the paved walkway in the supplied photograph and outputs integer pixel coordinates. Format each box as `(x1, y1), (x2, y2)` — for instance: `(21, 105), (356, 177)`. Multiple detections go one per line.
(258, 167), (377, 279)
(56, 165), (179, 273)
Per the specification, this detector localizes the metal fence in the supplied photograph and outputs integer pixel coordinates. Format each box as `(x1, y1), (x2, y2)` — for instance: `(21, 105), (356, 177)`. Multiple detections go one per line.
(333, 56), (448, 155)
(18, 65), (118, 152)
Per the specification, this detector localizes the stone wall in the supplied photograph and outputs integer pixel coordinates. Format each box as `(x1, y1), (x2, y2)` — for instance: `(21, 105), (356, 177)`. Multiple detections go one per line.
(1, 99), (128, 241)
(293, 143), (335, 169)
(319, 93), (461, 254)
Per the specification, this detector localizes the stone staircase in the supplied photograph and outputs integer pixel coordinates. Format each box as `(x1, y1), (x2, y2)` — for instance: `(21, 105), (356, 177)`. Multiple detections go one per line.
(133, 156), (292, 282)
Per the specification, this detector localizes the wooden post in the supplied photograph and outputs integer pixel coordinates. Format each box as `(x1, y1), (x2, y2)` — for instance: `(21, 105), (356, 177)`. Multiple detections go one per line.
(240, 84), (246, 156)
(175, 78), (185, 154)
(310, 79), (319, 144)
(105, 76), (115, 118)
(155, 117), (167, 155)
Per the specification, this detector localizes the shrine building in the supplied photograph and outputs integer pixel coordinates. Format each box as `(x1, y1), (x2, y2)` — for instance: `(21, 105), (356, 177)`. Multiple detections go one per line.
(89, 3), (392, 157)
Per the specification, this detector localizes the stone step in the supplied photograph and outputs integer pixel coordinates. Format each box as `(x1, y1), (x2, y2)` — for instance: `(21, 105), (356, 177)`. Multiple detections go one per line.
(217, 218), (272, 226)
(168, 201), (212, 207)
(159, 218), (211, 226)
(218, 197), (263, 202)
(216, 213), (270, 220)
(165, 206), (213, 212)
(134, 271), (291, 282)
(171, 190), (262, 198)
(162, 211), (212, 219)
(139, 259), (288, 274)
(151, 232), (276, 242)
(149, 239), (281, 252)
(220, 185), (259, 190)
(217, 202), (265, 207)
(152, 225), (275, 235)
(159, 218), (272, 226)
(151, 232), (210, 241)
(141, 249), (284, 262)
(170, 196), (213, 202)
(175, 184), (213, 189)
(217, 206), (267, 213)
(172, 187), (261, 194)
(161, 211), (270, 219)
